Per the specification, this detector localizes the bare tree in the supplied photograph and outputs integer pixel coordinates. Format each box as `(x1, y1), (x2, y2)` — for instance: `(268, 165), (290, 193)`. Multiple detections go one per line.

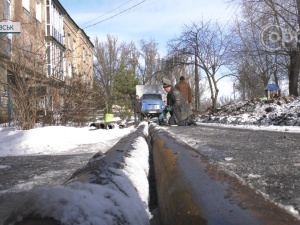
(58, 74), (94, 127)
(93, 35), (120, 113)
(93, 35), (141, 113)
(229, 0), (288, 100)
(138, 39), (162, 85)
(232, 0), (300, 96)
(168, 26), (202, 110)
(0, 16), (48, 129)
(118, 41), (139, 74)
(168, 20), (232, 112)
(236, 60), (266, 99)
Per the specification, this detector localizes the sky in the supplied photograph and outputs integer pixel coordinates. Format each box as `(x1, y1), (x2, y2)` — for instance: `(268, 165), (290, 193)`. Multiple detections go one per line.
(59, 0), (238, 56)
(58, 0), (240, 98)
(1, 98), (300, 223)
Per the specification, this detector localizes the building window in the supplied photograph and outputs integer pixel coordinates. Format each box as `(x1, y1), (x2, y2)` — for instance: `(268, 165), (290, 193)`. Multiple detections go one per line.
(6, 0), (11, 20)
(46, 44), (51, 76)
(73, 40), (76, 64)
(89, 51), (91, 65)
(83, 47), (86, 62)
(51, 4), (63, 44)
(36, 0), (42, 22)
(22, 0), (30, 12)
(6, 35), (12, 56)
(68, 62), (72, 77)
(68, 33), (71, 50)
(59, 51), (63, 77)
(46, 1), (64, 45)
(53, 45), (57, 67)
(86, 50), (89, 65)
(46, 5), (50, 35)
(63, 58), (66, 78)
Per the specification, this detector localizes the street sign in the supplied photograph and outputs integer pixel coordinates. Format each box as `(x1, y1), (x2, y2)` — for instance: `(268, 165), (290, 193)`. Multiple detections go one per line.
(0, 22), (21, 33)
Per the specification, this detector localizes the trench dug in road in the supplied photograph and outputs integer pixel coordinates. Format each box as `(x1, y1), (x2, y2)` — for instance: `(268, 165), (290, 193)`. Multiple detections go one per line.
(1, 122), (300, 225)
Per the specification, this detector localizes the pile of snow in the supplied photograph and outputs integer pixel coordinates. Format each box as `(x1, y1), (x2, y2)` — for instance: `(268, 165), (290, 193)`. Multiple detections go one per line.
(200, 96), (300, 126)
(0, 122), (151, 225)
(0, 125), (135, 156)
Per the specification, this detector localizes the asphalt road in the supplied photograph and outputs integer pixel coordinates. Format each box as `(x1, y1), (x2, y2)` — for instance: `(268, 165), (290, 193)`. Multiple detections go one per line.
(163, 123), (300, 213)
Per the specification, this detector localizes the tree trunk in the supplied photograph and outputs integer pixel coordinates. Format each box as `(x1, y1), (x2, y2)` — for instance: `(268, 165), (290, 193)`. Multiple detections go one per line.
(273, 53), (279, 87)
(274, 69), (279, 87)
(289, 50), (300, 96)
(212, 75), (219, 113)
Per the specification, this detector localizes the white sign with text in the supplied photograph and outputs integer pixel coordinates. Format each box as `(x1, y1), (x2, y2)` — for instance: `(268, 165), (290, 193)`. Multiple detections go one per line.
(0, 22), (21, 33)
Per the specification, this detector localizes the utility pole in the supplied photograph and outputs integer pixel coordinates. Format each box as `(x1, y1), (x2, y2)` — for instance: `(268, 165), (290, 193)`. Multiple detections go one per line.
(194, 40), (200, 111)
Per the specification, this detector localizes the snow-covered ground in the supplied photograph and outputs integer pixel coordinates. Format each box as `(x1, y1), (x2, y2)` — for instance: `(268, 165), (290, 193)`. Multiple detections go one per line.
(0, 125), (135, 157)
(200, 96), (300, 127)
(0, 123), (152, 225)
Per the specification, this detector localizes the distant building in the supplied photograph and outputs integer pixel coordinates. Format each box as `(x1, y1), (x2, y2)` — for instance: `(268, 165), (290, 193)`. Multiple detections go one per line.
(0, 0), (94, 122)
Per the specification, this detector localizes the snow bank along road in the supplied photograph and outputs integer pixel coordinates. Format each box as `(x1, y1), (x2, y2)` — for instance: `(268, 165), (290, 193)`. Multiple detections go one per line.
(1, 122), (300, 224)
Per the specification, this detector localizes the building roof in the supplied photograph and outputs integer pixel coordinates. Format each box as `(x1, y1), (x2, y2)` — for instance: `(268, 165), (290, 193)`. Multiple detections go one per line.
(54, 0), (94, 48)
(263, 83), (279, 91)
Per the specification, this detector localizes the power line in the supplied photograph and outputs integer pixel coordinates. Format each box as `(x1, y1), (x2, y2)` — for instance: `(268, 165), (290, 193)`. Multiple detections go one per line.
(122, 0), (160, 16)
(83, 0), (147, 29)
(204, 1), (240, 30)
(218, 1), (241, 27)
(80, 0), (135, 27)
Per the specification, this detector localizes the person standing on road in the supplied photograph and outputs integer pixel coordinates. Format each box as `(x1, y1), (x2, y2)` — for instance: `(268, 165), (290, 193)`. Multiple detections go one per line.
(175, 76), (192, 104)
(159, 78), (197, 126)
(132, 95), (142, 125)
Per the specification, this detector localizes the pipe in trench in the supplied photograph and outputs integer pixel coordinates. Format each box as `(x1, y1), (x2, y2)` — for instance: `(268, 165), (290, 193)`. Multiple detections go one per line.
(5, 124), (149, 225)
(149, 124), (300, 225)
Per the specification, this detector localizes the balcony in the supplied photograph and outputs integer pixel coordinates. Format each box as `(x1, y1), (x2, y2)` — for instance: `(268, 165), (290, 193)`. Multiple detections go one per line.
(45, 26), (65, 51)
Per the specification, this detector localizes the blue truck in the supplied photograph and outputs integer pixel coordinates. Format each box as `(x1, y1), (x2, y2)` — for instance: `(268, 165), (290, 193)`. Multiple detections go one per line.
(136, 85), (166, 119)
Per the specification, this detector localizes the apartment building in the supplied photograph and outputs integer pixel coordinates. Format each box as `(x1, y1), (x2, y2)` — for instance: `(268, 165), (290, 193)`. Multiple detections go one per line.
(0, 0), (94, 122)
(64, 10), (93, 85)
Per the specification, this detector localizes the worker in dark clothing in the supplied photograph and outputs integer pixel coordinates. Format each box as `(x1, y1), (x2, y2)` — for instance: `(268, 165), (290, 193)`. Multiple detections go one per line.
(175, 76), (192, 104)
(159, 78), (197, 126)
(132, 95), (142, 125)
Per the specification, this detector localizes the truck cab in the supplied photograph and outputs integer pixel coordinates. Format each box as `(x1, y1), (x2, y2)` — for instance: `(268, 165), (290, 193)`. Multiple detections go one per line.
(141, 93), (165, 119)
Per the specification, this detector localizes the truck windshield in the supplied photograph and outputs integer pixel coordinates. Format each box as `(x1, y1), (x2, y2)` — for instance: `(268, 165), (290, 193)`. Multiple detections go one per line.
(142, 94), (162, 100)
